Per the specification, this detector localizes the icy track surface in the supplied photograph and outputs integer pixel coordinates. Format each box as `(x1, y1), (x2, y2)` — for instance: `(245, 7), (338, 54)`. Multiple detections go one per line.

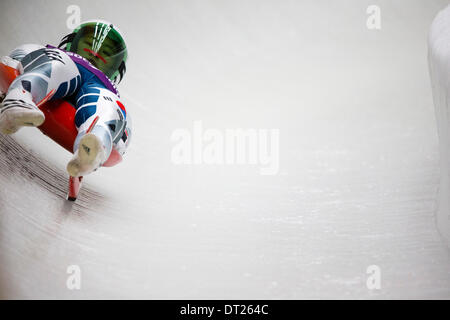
(1, 0), (450, 299)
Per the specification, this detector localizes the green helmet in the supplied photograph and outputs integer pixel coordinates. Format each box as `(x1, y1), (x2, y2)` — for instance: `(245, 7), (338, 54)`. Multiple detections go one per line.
(59, 20), (128, 83)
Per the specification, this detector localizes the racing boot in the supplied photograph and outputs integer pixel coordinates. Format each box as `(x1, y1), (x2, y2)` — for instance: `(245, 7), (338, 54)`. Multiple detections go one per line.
(67, 124), (112, 177)
(0, 87), (45, 135)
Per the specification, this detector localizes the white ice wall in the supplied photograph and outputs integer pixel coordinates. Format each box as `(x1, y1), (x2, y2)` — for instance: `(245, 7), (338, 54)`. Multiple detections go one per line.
(429, 4), (450, 247)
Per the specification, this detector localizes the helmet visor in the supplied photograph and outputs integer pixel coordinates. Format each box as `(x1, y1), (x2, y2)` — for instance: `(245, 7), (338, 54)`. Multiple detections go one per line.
(71, 23), (127, 79)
